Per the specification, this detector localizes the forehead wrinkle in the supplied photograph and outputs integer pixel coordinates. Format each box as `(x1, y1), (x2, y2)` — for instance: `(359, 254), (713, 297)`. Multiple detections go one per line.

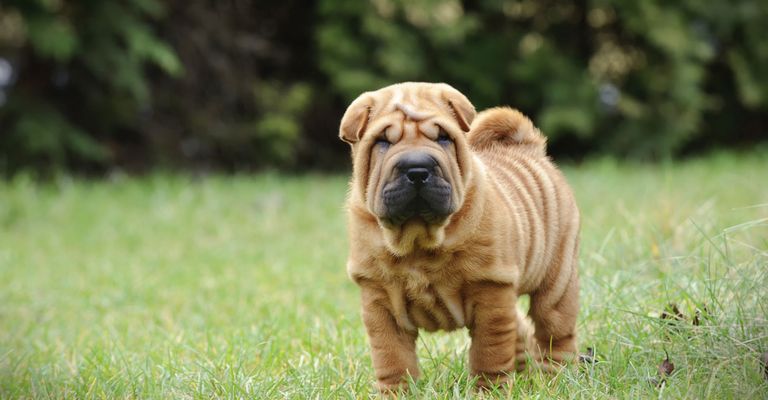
(419, 120), (440, 137)
(396, 102), (433, 121)
(391, 85), (435, 122)
(386, 88), (403, 114)
(376, 113), (403, 143)
(403, 120), (417, 140)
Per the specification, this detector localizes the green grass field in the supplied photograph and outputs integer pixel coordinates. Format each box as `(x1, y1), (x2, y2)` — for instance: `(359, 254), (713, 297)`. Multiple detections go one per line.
(1, 152), (767, 399)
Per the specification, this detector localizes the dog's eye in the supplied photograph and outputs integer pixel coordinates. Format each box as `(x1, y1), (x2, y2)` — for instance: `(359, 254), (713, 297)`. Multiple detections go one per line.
(437, 132), (453, 146)
(375, 137), (391, 149)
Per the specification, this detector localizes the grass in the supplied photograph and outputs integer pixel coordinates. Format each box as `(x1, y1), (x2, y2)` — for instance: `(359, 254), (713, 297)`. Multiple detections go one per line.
(1, 151), (767, 399)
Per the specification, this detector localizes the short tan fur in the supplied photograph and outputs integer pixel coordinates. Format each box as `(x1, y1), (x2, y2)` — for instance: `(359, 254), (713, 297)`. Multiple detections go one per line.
(340, 82), (580, 391)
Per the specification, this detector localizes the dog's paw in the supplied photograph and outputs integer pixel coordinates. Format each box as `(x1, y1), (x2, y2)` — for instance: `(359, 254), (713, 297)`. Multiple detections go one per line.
(473, 370), (514, 390)
(530, 351), (578, 374)
(375, 378), (411, 395)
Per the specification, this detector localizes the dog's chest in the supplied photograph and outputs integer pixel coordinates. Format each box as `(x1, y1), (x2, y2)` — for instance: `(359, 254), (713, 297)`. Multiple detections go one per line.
(381, 261), (467, 332)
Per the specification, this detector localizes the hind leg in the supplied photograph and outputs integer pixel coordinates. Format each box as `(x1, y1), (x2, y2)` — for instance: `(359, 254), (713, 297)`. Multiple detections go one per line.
(528, 259), (579, 371)
(513, 312), (536, 371)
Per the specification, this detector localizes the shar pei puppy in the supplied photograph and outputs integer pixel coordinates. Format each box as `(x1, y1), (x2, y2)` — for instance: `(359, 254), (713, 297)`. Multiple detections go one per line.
(339, 82), (580, 391)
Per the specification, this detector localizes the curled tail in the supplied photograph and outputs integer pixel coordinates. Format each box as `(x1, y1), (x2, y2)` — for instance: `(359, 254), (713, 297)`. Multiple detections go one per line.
(467, 107), (547, 156)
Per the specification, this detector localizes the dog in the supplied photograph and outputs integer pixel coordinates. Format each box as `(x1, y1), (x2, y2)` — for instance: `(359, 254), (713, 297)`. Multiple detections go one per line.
(339, 82), (580, 391)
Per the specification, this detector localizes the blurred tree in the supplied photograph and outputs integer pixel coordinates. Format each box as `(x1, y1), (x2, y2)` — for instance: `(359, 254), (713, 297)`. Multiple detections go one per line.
(0, 0), (181, 172)
(316, 0), (768, 159)
(140, 0), (319, 171)
(1, 0), (767, 174)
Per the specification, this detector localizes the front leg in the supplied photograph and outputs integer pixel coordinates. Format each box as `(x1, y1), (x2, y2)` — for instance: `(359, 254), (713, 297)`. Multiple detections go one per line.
(467, 282), (520, 388)
(360, 284), (419, 392)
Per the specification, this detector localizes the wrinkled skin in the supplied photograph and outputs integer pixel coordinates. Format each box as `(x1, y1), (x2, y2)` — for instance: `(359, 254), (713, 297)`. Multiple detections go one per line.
(340, 83), (580, 392)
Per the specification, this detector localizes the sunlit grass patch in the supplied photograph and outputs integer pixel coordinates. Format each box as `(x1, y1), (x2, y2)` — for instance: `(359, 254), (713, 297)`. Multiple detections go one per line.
(1, 152), (767, 398)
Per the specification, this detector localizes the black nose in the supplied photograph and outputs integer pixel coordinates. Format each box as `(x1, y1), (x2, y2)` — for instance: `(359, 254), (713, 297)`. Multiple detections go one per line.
(405, 168), (430, 184)
(397, 152), (437, 185)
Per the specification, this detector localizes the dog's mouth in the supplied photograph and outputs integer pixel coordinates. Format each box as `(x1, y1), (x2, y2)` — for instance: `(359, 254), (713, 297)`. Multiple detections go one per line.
(379, 175), (453, 226)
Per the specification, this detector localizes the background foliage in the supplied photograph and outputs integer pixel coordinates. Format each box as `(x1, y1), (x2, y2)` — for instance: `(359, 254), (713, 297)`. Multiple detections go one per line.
(1, 0), (767, 173)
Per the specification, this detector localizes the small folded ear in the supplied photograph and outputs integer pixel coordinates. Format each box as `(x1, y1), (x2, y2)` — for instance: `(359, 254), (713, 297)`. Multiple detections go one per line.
(441, 86), (476, 132)
(339, 94), (374, 144)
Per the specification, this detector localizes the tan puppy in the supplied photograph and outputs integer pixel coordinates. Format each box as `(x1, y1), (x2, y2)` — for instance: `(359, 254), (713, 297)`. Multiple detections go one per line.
(339, 82), (580, 391)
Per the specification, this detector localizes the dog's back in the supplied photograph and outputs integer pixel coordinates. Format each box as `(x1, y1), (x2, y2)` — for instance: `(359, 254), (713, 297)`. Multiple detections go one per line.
(468, 107), (580, 298)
